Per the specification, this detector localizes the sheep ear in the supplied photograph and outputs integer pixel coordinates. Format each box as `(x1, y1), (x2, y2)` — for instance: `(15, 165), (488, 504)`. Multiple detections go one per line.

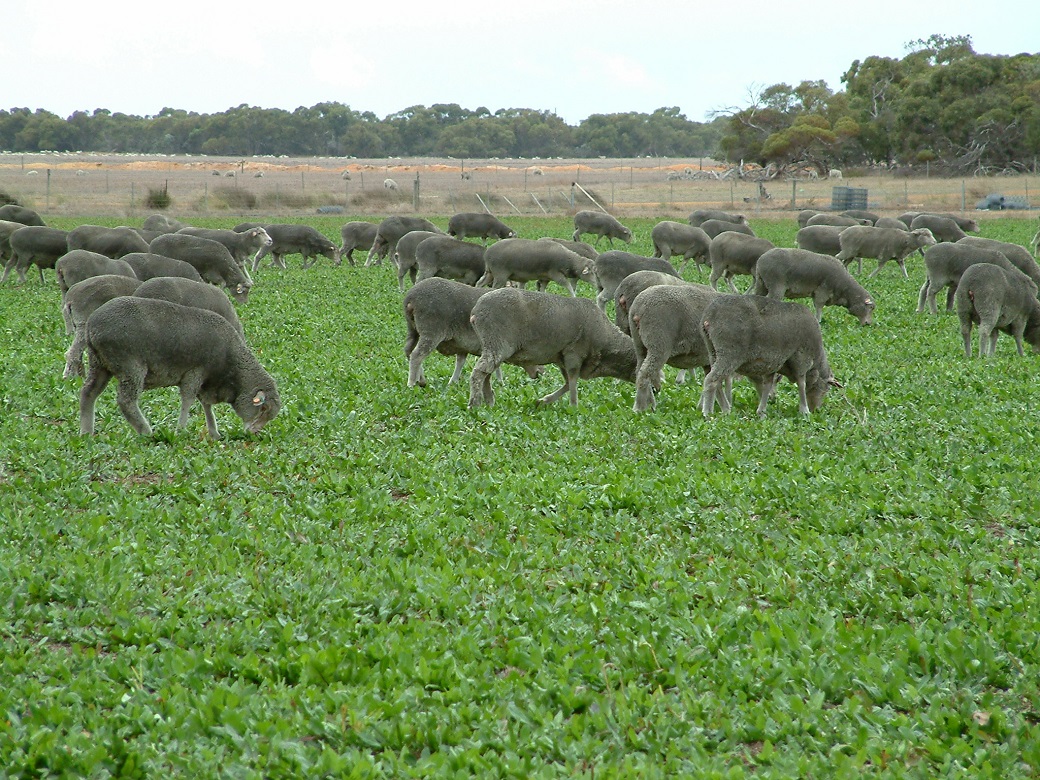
(828, 377), (844, 389)
(253, 391), (266, 406)
(865, 298), (874, 306)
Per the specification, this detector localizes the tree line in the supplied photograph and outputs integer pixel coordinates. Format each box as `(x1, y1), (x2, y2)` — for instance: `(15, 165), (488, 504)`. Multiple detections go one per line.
(2, 36), (1036, 174)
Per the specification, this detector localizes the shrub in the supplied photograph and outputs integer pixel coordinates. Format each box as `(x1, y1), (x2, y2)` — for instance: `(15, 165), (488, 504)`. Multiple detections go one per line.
(146, 183), (172, 210)
(211, 185), (257, 210)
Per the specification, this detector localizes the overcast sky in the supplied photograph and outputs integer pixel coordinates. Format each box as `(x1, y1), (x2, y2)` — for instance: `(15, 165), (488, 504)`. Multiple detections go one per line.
(7, 1), (1037, 126)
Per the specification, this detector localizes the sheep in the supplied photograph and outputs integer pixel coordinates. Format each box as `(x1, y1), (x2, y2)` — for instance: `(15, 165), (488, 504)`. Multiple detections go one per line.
(66, 225), (151, 259)
(873, 217), (910, 231)
(141, 214), (186, 234)
(917, 242), (1034, 315)
(79, 296), (280, 438)
(828, 169), (843, 180)
(700, 294), (838, 417)
(120, 252), (205, 283)
(592, 250), (681, 312)
(241, 224), (339, 270)
(572, 210), (633, 246)
(478, 238), (596, 296)
(538, 237), (599, 260)
(688, 209), (747, 229)
(806, 214), (871, 228)
(403, 277), (542, 388)
(0, 219), (26, 266)
(134, 276), (245, 341)
(795, 225), (848, 257)
(797, 210), (823, 228)
(62, 274), (144, 379)
(899, 212), (978, 232)
(628, 283), (720, 412)
(55, 249), (137, 298)
(650, 221), (711, 273)
(840, 210), (880, 224)
(0, 204), (45, 226)
(394, 230), (441, 291)
(415, 235), (487, 286)
(613, 269), (689, 333)
(956, 237), (1040, 289)
(909, 214), (968, 243)
(2, 225), (69, 285)
(367, 216), (443, 267)
(179, 226), (272, 269)
(339, 221), (379, 266)
(383, 178), (399, 191)
(467, 287), (636, 408)
(1032, 228), (1040, 257)
(754, 247), (875, 324)
(955, 263), (1040, 357)
(447, 212), (517, 242)
(835, 225), (937, 277)
(707, 233), (775, 293)
(149, 233), (253, 303)
(699, 219), (756, 240)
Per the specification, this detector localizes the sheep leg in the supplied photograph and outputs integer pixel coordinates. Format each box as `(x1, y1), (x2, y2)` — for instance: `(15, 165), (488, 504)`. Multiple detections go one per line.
(177, 373), (206, 431)
(114, 371), (152, 436)
(724, 275), (741, 294)
(201, 403), (220, 439)
(916, 280), (931, 313)
(79, 363), (113, 435)
(633, 350), (666, 412)
(407, 336), (441, 388)
(1012, 322), (1026, 356)
(896, 258), (909, 279)
(708, 267), (723, 291)
(447, 355), (469, 385)
(752, 376), (775, 416)
(594, 288), (610, 312)
(794, 375), (811, 415)
(468, 354), (498, 407)
(867, 259), (884, 279)
(960, 320), (974, 358)
(701, 365), (733, 417)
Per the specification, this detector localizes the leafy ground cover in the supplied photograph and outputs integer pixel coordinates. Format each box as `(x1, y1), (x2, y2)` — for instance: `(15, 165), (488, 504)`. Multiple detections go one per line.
(1, 215), (1039, 777)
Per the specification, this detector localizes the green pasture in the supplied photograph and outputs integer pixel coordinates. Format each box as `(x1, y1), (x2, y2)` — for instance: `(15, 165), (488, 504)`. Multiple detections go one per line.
(1, 214), (1039, 777)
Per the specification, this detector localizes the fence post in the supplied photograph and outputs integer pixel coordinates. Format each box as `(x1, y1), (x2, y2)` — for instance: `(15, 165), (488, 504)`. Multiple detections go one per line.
(46, 169), (51, 211)
(413, 173), (420, 211)
(790, 179), (796, 209)
(961, 180), (966, 211)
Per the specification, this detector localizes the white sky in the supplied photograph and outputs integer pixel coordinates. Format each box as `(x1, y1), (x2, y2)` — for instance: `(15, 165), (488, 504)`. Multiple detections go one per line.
(6, 1), (1038, 126)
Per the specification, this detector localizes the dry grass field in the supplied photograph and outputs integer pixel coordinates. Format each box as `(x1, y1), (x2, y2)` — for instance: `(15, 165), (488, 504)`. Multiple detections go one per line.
(2, 151), (1039, 222)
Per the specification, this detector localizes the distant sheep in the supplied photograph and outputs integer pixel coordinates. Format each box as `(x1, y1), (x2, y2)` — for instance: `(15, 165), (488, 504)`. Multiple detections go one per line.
(593, 250), (681, 312)
(909, 214), (968, 243)
(688, 209), (747, 229)
(707, 233), (775, 292)
(383, 178), (399, 191)
(572, 210), (633, 246)
(828, 169), (843, 180)
(806, 214), (870, 229)
(795, 225), (848, 257)
(650, 221), (711, 274)
(835, 225), (937, 277)
(699, 219), (755, 240)
(479, 238), (595, 296)
(339, 221), (379, 266)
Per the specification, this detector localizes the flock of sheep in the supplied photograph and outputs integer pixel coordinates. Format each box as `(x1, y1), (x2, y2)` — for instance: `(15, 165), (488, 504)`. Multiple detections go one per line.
(2, 199), (1039, 437)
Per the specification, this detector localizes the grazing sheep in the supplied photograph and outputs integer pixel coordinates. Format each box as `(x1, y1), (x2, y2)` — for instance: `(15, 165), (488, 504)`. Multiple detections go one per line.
(909, 214), (968, 243)
(403, 277), (542, 387)
(478, 238), (596, 296)
(134, 276), (244, 341)
(840, 210), (880, 224)
(593, 250), (681, 312)
(141, 214), (186, 234)
(699, 219), (756, 240)
(873, 217), (910, 231)
(66, 225), (150, 258)
(0, 205), (45, 226)
(754, 247), (875, 324)
(650, 221), (711, 273)
(806, 214), (871, 228)
(121, 252), (205, 283)
(700, 294), (838, 417)
(394, 229), (441, 291)
(955, 263), (1040, 357)
(447, 212), (517, 242)
(572, 210), (633, 246)
(467, 288), (636, 408)
(956, 237), (1040, 289)
(0, 219), (23, 266)
(339, 221), (379, 266)
(835, 225), (937, 277)
(707, 233), (775, 292)
(795, 225), (848, 257)
(628, 283), (720, 412)
(917, 243), (1033, 315)
(613, 269), (689, 333)
(55, 250), (137, 298)
(179, 226), (272, 269)
(688, 209), (747, 228)
(539, 237), (599, 260)
(797, 210), (823, 228)
(80, 297), (280, 438)
(828, 169), (843, 180)
(149, 233), (253, 303)
(415, 235), (488, 286)
(242, 224), (339, 270)
(1032, 228), (1039, 257)
(899, 211), (978, 233)
(367, 216), (443, 267)
(2, 225), (69, 284)
(383, 178), (399, 191)
(62, 274), (144, 378)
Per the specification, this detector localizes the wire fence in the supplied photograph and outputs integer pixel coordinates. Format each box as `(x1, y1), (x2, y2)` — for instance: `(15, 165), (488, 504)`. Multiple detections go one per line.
(2, 152), (1038, 220)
